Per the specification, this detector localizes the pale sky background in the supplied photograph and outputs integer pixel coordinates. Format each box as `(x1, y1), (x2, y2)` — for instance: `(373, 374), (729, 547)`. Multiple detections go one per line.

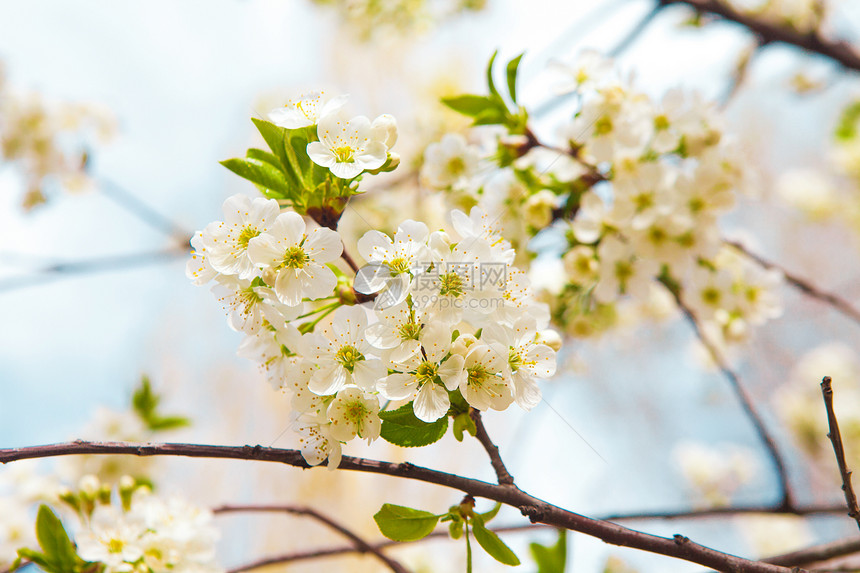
(2, 0), (860, 571)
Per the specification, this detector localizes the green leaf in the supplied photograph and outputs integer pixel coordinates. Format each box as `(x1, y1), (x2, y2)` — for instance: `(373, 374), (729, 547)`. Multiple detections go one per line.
(246, 148), (285, 173)
(441, 94), (495, 117)
(131, 376), (192, 433)
(486, 50), (502, 103)
(35, 505), (80, 572)
(132, 375), (158, 420)
(373, 504), (440, 541)
(251, 118), (290, 168)
(146, 415), (191, 431)
(16, 549), (52, 572)
(530, 529), (567, 573)
(448, 519), (463, 539)
(472, 521), (521, 566)
(835, 100), (860, 142)
(379, 402), (448, 447)
(506, 53), (524, 104)
(478, 502), (502, 524)
(220, 158), (290, 197)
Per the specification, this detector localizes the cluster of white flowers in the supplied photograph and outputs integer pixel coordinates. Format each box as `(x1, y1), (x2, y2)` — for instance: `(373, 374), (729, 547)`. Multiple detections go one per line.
(77, 482), (221, 573)
(308, 0), (487, 41)
(268, 91), (397, 179)
(421, 51), (783, 348)
(0, 62), (115, 209)
(190, 187), (559, 466)
(672, 441), (759, 507)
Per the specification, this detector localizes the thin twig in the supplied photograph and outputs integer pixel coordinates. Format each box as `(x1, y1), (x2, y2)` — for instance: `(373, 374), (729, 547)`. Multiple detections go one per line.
(469, 410), (515, 486)
(727, 239), (860, 327)
(766, 535), (860, 567)
(225, 524), (550, 573)
(719, 42), (760, 108)
(225, 508), (860, 573)
(0, 441), (807, 573)
(608, 4), (662, 57)
(666, 283), (795, 509)
(659, 0), (860, 73)
(602, 502), (848, 521)
(0, 247), (188, 293)
(99, 178), (191, 244)
(821, 376), (860, 533)
(341, 247), (361, 274)
(213, 504), (410, 573)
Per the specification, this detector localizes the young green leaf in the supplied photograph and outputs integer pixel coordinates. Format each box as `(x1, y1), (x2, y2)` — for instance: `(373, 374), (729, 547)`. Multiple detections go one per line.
(35, 505), (80, 572)
(835, 100), (860, 142)
(379, 402), (448, 447)
(441, 95), (495, 118)
(246, 148), (285, 174)
(471, 521), (521, 566)
(530, 529), (567, 573)
(15, 549), (52, 572)
(251, 118), (290, 168)
(506, 53), (524, 104)
(486, 50), (502, 103)
(145, 414), (191, 431)
(220, 158), (290, 197)
(132, 375), (158, 420)
(478, 502), (502, 524)
(373, 504), (441, 541)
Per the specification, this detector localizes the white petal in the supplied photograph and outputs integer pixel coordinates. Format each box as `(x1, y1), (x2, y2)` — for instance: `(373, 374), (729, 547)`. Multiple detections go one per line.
(378, 373), (418, 400)
(309, 363), (347, 395)
(414, 384), (450, 422)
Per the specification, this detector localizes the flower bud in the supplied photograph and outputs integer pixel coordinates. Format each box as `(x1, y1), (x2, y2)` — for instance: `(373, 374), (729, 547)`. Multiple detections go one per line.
(451, 334), (479, 356)
(78, 474), (100, 498)
(524, 190), (558, 229)
(536, 329), (562, 351)
(371, 114), (398, 149)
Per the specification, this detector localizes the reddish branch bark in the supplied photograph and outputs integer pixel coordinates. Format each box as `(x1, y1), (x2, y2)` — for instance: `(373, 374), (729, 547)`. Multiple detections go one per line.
(658, 0), (860, 73)
(0, 441), (806, 573)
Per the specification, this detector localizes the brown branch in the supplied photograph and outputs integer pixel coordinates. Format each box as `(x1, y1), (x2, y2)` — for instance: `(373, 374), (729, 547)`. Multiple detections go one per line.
(658, 0), (860, 73)
(340, 247), (361, 274)
(665, 282), (796, 509)
(726, 239), (860, 327)
(821, 376), (860, 532)
(602, 503), (849, 521)
(225, 523), (552, 573)
(469, 410), (515, 486)
(213, 504), (409, 573)
(766, 535), (860, 567)
(0, 440), (806, 572)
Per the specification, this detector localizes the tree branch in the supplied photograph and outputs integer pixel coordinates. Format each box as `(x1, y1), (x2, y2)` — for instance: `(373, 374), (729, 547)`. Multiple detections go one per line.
(224, 522), (552, 572)
(0, 247), (188, 293)
(608, 4), (662, 57)
(726, 239), (860, 327)
(821, 376), (860, 532)
(98, 178), (192, 244)
(213, 504), (410, 573)
(658, 0), (860, 73)
(0, 441), (807, 572)
(766, 535), (860, 567)
(470, 410), (515, 485)
(666, 283), (796, 509)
